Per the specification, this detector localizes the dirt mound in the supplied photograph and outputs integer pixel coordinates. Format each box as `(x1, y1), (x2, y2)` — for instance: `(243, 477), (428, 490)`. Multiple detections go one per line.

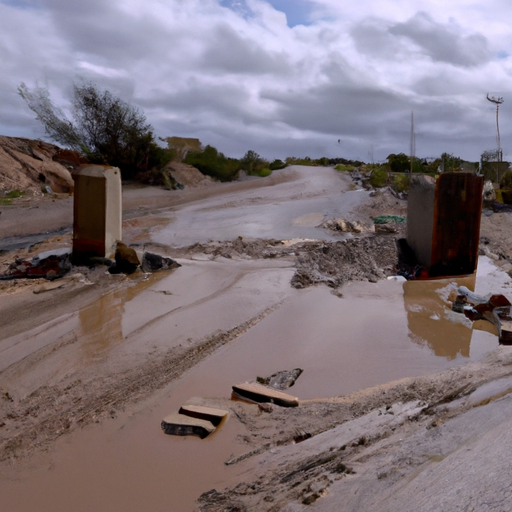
(0, 136), (75, 194)
(166, 161), (215, 188)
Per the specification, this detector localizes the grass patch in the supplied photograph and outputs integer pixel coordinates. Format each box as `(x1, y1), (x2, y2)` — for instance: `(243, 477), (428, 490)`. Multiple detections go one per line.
(251, 167), (272, 177)
(5, 189), (24, 199)
(369, 168), (388, 188)
(335, 164), (355, 172)
(0, 198), (12, 205)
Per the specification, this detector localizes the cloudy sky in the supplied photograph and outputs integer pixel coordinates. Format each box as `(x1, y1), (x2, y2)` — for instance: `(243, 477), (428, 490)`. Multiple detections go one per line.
(1, 0), (512, 162)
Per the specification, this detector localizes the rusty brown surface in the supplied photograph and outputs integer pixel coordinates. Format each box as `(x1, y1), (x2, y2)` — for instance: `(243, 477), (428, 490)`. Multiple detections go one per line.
(430, 173), (483, 277)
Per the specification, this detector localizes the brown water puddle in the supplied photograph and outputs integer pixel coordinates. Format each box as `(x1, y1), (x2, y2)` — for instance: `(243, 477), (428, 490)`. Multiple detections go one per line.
(0, 264), (505, 512)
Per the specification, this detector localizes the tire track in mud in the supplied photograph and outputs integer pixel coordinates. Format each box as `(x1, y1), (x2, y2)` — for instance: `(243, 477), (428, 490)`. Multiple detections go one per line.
(0, 302), (283, 464)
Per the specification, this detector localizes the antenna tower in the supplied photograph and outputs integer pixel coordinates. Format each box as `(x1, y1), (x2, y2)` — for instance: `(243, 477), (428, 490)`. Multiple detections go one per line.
(487, 93), (504, 162)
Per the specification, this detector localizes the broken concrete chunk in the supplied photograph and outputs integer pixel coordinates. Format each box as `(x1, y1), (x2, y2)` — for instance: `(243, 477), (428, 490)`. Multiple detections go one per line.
(256, 368), (303, 390)
(232, 382), (299, 407)
(178, 405), (228, 426)
(141, 252), (181, 273)
(161, 413), (215, 439)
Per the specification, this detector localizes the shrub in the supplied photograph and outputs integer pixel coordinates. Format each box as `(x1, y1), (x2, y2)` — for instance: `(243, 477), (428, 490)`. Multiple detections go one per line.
(5, 189), (24, 198)
(369, 168), (388, 188)
(269, 159), (286, 170)
(253, 168), (272, 177)
(392, 174), (410, 193)
(184, 145), (240, 182)
(335, 164), (355, 172)
(500, 170), (512, 190)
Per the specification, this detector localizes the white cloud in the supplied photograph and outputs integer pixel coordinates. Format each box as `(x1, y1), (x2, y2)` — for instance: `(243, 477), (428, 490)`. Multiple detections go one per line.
(1, 0), (512, 161)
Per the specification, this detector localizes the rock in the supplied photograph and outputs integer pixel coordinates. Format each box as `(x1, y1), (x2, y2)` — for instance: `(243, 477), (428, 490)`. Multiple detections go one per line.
(141, 252), (181, 273)
(109, 242), (140, 274)
(257, 368), (303, 390)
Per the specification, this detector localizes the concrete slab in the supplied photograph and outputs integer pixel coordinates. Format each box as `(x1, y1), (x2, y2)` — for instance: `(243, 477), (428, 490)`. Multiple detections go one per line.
(232, 382), (299, 407)
(161, 413), (215, 439)
(178, 404), (228, 426)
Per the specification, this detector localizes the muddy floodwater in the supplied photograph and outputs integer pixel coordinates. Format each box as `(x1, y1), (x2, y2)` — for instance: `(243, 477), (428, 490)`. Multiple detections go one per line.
(2, 167), (511, 511)
(1, 254), (507, 512)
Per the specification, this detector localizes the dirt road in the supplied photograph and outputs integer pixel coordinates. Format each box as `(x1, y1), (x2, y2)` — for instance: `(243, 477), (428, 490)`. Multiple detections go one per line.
(1, 166), (512, 512)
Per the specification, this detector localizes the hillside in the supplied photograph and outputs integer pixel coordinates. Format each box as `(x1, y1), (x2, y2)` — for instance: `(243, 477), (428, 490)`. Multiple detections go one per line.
(0, 136), (78, 194)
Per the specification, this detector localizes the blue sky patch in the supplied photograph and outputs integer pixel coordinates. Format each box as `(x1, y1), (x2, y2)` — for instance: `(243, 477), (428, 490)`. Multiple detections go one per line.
(220, 0), (314, 27)
(1, 0), (35, 7)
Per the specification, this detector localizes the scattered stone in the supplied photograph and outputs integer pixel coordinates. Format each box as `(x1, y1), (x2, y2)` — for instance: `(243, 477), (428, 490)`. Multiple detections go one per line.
(141, 252), (181, 273)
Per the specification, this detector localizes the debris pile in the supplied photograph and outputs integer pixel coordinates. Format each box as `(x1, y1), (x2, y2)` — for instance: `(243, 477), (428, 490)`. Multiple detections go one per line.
(0, 251), (71, 280)
(452, 286), (512, 344)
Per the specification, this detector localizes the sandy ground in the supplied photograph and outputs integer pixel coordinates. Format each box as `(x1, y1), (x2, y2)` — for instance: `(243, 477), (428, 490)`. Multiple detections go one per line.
(1, 166), (512, 512)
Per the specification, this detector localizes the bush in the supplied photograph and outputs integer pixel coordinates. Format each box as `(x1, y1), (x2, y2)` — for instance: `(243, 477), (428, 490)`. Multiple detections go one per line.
(184, 145), (240, 182)
(500, 170), (512, 190)
(335, 164), (355, 172)
(392, 174), (410, 193)
(240, 150), (271, 176)
(269, 159), (286, 171)
(369, 168), (388, 188)
(253, 168), (272, 177)
(5, 190), (24, 198)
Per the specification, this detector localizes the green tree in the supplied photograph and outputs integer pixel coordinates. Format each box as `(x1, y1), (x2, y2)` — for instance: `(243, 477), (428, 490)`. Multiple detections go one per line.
(439, 152), (462, 172)
(386, 153), (410, 173)
(18, 80), (168, 178)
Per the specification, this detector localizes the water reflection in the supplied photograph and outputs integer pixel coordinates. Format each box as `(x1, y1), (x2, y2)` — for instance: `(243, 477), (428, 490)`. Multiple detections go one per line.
(78, 273), (167, 360)
(404, 274), (476, 360)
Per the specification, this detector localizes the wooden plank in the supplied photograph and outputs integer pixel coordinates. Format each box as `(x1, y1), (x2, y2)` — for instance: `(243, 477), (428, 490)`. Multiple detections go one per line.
(161, 413), (215, 439)
(179, 405), (228, 426)
(232, 382), (299, 407)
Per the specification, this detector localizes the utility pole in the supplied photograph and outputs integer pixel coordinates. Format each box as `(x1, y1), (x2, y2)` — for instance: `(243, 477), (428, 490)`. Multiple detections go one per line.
(487, 93), (504, 162)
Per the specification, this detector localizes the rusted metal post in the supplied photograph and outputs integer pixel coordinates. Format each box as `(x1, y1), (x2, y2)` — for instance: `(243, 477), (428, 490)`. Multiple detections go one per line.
(429, 173), (483, 277)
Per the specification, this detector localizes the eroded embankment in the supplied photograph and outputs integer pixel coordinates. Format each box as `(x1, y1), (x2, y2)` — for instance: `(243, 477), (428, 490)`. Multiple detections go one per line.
(196, 347), (512, 511)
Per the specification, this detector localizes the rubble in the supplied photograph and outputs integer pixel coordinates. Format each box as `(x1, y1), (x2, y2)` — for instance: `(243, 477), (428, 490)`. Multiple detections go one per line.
(0, 252), (71, 280)
(452, 286), (512, 344)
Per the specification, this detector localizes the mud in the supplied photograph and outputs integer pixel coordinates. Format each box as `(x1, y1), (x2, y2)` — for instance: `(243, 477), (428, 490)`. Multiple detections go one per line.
(1, 165), (512, 512)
